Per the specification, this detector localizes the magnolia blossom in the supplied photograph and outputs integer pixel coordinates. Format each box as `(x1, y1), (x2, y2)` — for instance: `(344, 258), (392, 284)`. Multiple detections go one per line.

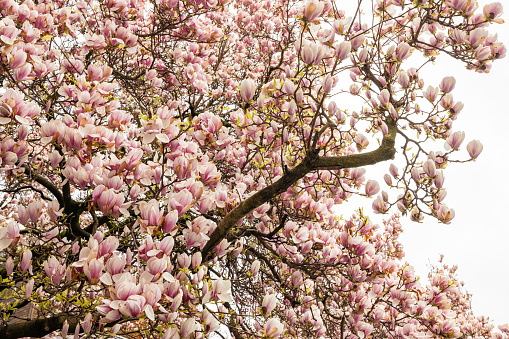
(239, 79), (256, 102)
(336, 41), (351, 60)
(250, 260), (260, 275)
(181, 318), (196, 338)
(303, 0), (324, 21)
(439, 76), (456, 93)
(446, 131), (465, 150)
(262, 294), (278, 314)
(395, 42), (411, 61)
(483, 2), (504, 23)
(467, 140), (483, 158)
(0, 0), (505, 338)
(265, 318), (284, 338)
(365, 180), (380, 197)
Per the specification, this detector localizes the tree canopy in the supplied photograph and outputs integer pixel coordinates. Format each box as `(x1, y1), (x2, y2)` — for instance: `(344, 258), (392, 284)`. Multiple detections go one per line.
(0, 0), (507, 338)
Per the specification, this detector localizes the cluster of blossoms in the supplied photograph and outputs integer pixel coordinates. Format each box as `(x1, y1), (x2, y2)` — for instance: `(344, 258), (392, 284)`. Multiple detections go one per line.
(0, 0), (507, 338)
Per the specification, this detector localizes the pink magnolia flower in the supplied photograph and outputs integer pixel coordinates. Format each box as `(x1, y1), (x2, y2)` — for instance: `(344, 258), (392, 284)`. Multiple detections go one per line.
(424, 86), (439, 102)
(48, 151), (63, 168)
(262, 294), (278, 314)
(118, 295), (146, 317)
(250, 260), (260, 275)
(43, 256), (66, 285)
(389, 163), (398, 178)
(434, 171), (445, 188)
(351, 34), (365, 50)
(239, 79), (255, 102)
(491, 42), (507, 59)
(402, 323), (416, 336)
(301, 43), (316, 65)
(215, 238), (230, 257)
(177, 253), (191, 268)
(5, 221), (19, 240)
(377, 89), (390, 106)
(349, 83), (360, 95)
(365, 180), (380, 197)
(388, 103), (398, 119)
(62, 321), (69, 337)
(448, 0), (470, 11)
(303, 0), (324, 21)
(116, 281), (142, 301)
(14, 63), (33, 81)
(483, 2), (504, 23)
(199, 163), (220, 187)
(287, 99), (298, 117)
(163, 210), (179, 234)
(423, 159), (436, 178)
(265, 318), (284, 338)
(439, 76), (456, 93)
(212, 279), (234, 302)
(20, 249), (32, 273)
(9, 49), (27, 69)
(467, 140), (483, 159)
(169, 189), (194, 217)
(398, 72), (410, 88)
(476, 45), (492, 61)
(436, 204), (455, 223)
(82, 313), (93, 334)
(163, 327), (180, 339)
(191, 252), (202, 269)
(468, 28), (488, 48)
(25, 279), (34, 299)
(322, 74), (333, 93)
(446, 131), (466, 150)
(181, 317), (196, 338)
(6, 257), (14, 276)
(140, 199), (164, 227)
(290, 271), (303, 287)
(98, 236), (119, 258)
(0, 102), (12, 122)
(318, 28), (335, 44)
(439, 320), (461, 337)
(84, 258), (104, 284)
(336, 41), (351, 60)
(354, 134), (369, 150)
(300, 41), (325, 65)
(84, 33), (107, 49)
(383, 174), (392, 186)
(143, 283), (162, 307)
(372, 196), (389, 214)
(106, 256), (126, 276)
(282, 79), (296, 95)
(498, 324), (509, 333)
(395, 42), (411, 61)
(410, 207), (423, 222)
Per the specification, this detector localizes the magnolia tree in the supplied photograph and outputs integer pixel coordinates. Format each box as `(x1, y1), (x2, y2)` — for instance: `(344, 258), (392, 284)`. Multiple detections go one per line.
(0, 0), (507, 337)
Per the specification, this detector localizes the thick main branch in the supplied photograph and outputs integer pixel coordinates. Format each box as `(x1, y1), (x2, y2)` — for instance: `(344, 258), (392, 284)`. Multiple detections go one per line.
(202, 121), (397, 260)
(0, 314), (79, 339)
(23, 166), (90, 239)
(23, 166), (64, 207)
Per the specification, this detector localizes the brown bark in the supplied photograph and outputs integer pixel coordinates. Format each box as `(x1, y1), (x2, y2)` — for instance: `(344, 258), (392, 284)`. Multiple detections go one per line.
(0, 314), (79, 339)
(202, 120), (397, 260)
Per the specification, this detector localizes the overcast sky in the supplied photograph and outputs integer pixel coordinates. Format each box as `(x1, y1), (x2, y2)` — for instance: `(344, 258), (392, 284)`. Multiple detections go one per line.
(397, 18), (509, 326)
(333, 1), (509, 327)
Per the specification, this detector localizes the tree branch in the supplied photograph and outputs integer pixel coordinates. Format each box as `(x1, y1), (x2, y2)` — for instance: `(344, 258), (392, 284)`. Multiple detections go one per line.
(314, 120), (397, 170)
(202, 153), (315, 260)
(23, 166), (64, 207)
(202, 120), (397, 260)
(0, 314), (79, 339)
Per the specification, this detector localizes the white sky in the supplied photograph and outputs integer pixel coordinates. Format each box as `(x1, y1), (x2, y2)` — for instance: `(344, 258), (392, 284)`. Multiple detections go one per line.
(397, 20), (509, 326)
(333, 1), (509, 327)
